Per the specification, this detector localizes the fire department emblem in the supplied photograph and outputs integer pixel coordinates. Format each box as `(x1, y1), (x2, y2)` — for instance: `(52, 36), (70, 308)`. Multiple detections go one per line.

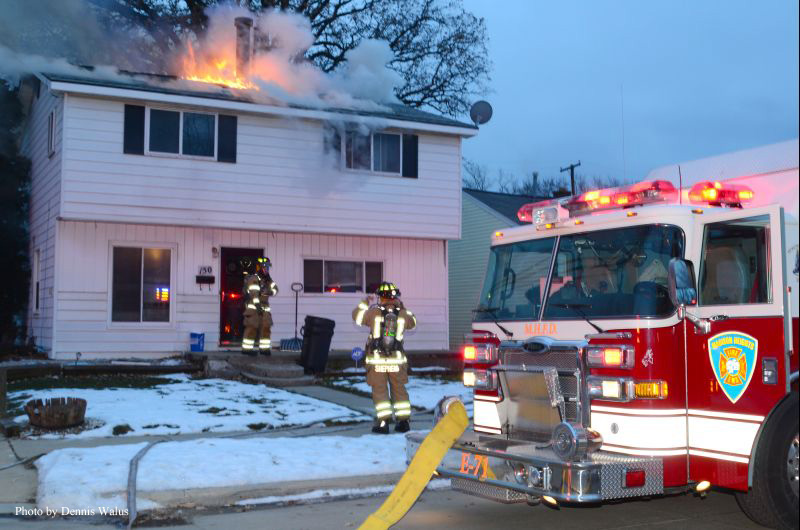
(708, 331), (758, 404)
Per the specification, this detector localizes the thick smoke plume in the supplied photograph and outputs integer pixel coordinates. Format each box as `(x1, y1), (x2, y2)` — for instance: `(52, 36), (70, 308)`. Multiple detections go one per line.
(0, 1), (403, 110)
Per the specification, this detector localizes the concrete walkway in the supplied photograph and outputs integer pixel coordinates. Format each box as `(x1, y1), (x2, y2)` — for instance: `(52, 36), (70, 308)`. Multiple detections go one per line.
(0, 385), (432, 516)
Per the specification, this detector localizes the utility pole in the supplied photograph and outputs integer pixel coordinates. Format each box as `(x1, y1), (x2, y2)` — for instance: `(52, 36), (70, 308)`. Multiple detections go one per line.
(560, 160), (581, 196)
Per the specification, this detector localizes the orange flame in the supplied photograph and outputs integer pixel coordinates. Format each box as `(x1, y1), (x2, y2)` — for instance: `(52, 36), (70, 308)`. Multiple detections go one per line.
(181, 42), (258, 90)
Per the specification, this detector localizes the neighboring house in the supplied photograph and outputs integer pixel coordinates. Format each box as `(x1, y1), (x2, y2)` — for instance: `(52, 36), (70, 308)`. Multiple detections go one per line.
(20, 72), (476, 359)
(448, 189), (542, 350)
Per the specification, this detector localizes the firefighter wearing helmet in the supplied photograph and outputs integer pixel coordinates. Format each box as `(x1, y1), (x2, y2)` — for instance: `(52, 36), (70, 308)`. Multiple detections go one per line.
(352, 282), (417, 434)
(241, 257), (279, 355)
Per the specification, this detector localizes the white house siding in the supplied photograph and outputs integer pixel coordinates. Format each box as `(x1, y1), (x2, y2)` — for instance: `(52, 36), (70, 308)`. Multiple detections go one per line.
(54, 220), (448, 359)
(21, 89), (63, 351)
(448, 193), (516, 350)
(60, 96), (461, 240)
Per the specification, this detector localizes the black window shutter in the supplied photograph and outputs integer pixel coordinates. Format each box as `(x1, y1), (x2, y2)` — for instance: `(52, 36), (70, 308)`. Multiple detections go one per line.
(402, 134), (418, 178)
(123, 105), (145, 155)
(217, 114), (237, 163)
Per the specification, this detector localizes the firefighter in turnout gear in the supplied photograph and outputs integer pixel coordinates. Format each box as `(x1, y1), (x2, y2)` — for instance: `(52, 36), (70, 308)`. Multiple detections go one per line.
(241, 257), (279, 355)
(352, 282), (417, 434)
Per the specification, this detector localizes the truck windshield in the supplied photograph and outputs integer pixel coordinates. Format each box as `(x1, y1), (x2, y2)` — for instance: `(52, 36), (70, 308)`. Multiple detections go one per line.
(475, 238), (556, 322)
(543, 224), (684, 319)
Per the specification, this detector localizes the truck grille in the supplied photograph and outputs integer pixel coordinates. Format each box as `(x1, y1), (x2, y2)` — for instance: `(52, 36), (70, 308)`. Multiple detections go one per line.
(501, 340), (583, 425)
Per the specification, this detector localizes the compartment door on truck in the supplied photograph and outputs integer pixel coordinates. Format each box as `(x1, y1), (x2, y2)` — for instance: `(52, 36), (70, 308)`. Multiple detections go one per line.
(685, 204), (788, 491)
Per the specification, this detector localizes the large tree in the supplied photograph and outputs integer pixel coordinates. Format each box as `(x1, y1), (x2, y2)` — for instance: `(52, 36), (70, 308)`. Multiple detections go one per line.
(0, 82), (31, 347)
(92, 0), (491, 116)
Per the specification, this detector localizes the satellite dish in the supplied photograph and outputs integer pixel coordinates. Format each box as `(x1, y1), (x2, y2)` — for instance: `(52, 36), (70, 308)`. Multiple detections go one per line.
(469, 100), (493, 126)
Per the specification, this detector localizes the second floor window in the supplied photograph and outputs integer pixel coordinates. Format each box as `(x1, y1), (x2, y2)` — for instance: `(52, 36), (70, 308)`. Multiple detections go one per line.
(124, 104), (237, 163)
(148, 109), (215, 158)
(331, 127), (418, 178)
(345, 132), (402, 173)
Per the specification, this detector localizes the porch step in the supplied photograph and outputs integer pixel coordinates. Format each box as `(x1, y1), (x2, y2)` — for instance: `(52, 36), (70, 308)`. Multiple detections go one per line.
(228, 358), (305, 379)
(240, 371), (316, 388)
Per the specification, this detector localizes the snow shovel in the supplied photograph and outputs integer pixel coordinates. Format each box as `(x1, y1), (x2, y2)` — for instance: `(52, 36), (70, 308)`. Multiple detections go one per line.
(279, 282), (304, 352)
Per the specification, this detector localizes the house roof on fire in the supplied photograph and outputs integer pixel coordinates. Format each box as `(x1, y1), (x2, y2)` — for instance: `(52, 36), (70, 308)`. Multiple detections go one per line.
(41, 71), (478, 134)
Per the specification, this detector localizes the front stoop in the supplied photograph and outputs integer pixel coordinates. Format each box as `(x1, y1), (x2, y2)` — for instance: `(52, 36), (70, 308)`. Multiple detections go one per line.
(196, 352), (314, 387)
(232, 357), (314, 387)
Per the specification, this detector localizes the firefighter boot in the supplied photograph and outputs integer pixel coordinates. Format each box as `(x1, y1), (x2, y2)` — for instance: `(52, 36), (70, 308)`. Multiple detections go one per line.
(395, 419), (410, 433)
(371, 420), (390, 434)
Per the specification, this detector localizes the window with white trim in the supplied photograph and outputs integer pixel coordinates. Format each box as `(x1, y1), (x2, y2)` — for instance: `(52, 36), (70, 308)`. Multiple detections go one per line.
(344, 132), (402, 173)
(303, 260), (383, 293)
(112, 247), (171, 322)
(146, 108), (216, 158)
(47, 110), (56, 157)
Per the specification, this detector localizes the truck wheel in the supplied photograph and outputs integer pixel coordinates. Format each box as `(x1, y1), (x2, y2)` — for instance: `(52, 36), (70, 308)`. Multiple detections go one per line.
(736, 394), (799, 530)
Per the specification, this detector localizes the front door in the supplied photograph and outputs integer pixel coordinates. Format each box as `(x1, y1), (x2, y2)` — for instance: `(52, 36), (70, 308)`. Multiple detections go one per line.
(219, 247), (263, 346)
(685, 205), (788, 490)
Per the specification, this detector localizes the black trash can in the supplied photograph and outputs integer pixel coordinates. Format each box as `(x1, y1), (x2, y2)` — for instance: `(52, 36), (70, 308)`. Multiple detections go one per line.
(299, 316), (336, 374)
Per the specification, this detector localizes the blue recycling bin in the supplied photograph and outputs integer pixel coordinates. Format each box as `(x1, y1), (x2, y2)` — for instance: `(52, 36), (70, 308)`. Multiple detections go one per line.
(190, 332), (205, 352)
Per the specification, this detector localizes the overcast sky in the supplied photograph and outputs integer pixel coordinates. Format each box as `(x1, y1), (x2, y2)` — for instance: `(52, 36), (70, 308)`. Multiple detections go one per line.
(460, 0), (799, 187)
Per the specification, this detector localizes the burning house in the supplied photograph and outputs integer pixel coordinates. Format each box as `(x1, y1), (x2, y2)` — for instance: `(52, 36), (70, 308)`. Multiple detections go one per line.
(19, 15), (477, 359)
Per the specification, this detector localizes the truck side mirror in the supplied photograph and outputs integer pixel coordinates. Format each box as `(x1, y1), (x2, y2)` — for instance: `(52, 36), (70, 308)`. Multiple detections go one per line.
(667, 258), (697, 308)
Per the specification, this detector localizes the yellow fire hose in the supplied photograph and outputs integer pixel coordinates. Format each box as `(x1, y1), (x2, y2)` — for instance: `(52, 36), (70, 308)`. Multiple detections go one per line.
(358, 401), (469, 530)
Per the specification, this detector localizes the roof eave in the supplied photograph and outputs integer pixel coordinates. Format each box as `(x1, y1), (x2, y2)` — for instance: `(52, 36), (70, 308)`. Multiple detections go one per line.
(46, 79), (478, 137)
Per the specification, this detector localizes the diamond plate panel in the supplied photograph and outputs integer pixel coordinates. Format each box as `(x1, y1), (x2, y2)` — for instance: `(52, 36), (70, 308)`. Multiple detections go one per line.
(596, 455), (664, 499)
(450, 478), (527, 504)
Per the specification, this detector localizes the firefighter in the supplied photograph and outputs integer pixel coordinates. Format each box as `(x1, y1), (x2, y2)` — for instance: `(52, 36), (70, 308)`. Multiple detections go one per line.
(352, 282), (416, 434)
(241, 257), (279, 355)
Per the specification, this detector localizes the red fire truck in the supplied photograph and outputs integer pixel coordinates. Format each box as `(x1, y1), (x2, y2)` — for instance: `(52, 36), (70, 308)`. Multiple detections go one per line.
(407, 142), (799, 529)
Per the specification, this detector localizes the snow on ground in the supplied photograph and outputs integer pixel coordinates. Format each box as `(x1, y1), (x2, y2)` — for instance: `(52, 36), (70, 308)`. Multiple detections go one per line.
(236, 478), (452, 506)
(36, 433), (414, 512)
(327, 376), (473, 414)
(11, 374), (368, 439)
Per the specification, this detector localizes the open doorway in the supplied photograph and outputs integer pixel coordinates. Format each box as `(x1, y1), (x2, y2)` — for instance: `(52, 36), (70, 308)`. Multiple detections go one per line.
(219, 247), (263, 346)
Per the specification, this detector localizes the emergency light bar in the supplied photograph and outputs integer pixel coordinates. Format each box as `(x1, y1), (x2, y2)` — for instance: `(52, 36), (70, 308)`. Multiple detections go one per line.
(688, 180), (754, 208)
(563, 180), (677, 217)
(516, 177), (756, 226)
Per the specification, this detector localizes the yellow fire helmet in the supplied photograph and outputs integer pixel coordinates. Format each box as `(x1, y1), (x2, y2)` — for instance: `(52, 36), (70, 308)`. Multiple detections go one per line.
(376, 282), (400, 299)
(257, 257), (271, 271)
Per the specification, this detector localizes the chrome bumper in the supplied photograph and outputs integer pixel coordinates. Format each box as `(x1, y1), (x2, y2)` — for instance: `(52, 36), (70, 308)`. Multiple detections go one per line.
(406, 431), (663, 504)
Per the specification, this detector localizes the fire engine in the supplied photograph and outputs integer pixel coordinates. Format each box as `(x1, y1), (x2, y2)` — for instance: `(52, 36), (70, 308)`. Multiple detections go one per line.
(407, 142), (799, 529)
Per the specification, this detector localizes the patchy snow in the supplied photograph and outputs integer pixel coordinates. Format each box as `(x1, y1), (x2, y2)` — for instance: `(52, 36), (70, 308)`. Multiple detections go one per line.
(11, 374), (367, 439)
(327, 376), (473, 414)
(236, 478), (451, 506)
(36, 433), (416, 513)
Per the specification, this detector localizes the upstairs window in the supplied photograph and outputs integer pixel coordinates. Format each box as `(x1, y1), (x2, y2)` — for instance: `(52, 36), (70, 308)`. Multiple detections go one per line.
(147, 109), (215, 158)
(332, 127), (418, 178)
(345, 132), (402, 173)
(124, 104), (237, 163)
